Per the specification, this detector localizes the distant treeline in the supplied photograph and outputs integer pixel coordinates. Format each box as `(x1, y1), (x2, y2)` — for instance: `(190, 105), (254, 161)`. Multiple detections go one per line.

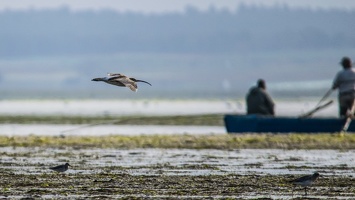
(0, 5), (354, 57)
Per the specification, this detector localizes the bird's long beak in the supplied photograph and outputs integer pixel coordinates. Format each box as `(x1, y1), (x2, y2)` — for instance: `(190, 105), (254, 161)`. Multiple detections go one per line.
(136, 80), (152, 86)
(92, 78), (103, 81)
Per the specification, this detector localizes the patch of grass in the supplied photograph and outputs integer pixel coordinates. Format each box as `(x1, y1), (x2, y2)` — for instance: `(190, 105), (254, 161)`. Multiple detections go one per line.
(0, 133), (355, 149)
(0, 114), (224, 126)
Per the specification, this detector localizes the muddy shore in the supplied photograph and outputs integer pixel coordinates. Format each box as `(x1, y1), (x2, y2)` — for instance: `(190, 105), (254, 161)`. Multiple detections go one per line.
(1, 114), (355, 199)
(1, 147), (354, 199)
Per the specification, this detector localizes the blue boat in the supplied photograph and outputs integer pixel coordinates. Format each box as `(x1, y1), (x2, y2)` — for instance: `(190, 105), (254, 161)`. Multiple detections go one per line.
(224, 114), (355, 133)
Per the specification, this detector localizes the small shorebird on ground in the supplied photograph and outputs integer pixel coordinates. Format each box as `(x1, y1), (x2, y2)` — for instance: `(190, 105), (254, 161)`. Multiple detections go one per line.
(92, 73), (152, 92)
(289, 172), (320, 196)
(49, 163), (71, 173)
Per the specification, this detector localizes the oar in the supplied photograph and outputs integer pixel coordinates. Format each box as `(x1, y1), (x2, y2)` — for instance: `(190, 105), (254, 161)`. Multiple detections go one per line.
(298, 89), (333, 118)
(316, 88), (333, 107)
(299, 100), (333, 118)
(341, 99), (355, 132)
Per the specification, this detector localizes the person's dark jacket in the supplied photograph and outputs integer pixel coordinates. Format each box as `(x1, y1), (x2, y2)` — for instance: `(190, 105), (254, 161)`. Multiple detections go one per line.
(246, 86), (275, 116)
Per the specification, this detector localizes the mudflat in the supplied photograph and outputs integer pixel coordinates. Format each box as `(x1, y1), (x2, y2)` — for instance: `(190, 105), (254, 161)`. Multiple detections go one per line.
(1, 145), (354, 199)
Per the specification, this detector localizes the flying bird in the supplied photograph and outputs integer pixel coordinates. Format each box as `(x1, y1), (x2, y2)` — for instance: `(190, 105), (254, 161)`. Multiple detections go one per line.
(49, 163), (71, 173)
(289, 172), (320, 196)
(92, 73), (152, 92)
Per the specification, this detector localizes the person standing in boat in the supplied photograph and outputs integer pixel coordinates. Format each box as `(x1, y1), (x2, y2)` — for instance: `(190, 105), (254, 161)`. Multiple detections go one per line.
(246, 79), (275, 116)
(332, 57), (355, 117)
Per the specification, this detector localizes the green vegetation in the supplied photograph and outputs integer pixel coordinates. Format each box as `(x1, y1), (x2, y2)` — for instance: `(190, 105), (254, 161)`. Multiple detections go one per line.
(0, 114), (224, 126)
(1, 133), (354, 149)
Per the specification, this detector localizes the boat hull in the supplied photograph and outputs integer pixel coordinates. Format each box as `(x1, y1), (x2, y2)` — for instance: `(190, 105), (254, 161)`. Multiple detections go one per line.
(224, 114), (355, 133)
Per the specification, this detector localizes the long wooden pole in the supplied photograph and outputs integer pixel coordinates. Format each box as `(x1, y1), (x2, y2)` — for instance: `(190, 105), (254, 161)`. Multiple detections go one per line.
(299, 100), (333, 118)
(299, 89), (333, 118)
(316, 88), (333, 107)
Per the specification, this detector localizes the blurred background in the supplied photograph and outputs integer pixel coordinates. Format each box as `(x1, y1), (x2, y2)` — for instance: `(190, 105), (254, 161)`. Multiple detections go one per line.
(0, 0), (354, 100)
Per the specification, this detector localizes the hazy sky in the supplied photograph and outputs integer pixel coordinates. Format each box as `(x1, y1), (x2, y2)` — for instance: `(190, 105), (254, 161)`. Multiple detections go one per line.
(0, 0), (354, 13)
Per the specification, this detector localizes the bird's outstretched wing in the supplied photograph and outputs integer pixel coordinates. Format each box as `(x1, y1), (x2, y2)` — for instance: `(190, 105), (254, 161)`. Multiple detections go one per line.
(127, 84), (138, 92)
(108, 73), (127, 78)
(119, 78), (138, 92)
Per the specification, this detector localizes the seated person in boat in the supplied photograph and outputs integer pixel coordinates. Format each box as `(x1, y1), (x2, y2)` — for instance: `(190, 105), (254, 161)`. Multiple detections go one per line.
(246, 79), (275, 116)
(332, 57), (355, 117)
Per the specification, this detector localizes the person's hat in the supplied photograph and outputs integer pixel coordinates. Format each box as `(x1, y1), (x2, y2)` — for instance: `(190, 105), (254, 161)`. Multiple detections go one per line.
(257, 79), (266, 89)
(340, 57), (351, 67)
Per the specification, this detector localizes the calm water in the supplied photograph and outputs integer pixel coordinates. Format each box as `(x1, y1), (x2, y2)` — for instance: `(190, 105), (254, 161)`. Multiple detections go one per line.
(0, 99), (338, 117)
